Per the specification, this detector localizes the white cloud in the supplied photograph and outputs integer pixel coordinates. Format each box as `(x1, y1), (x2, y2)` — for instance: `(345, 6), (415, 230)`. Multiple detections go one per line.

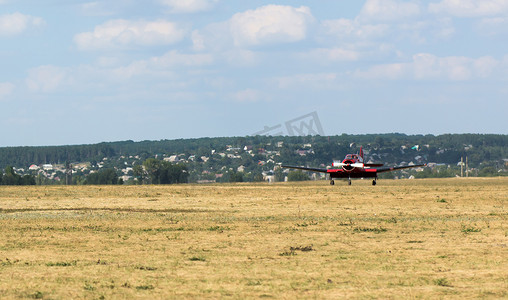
(90, 50), (214, 81)
(0, 12), (44, 36)
(26, 65), (68, 92)
(191, 30), (206, 51)
(427, 55), (472, 80)
(321, 3), (455, 47)
(321, 18), (389, 40)
(301, 48), (360, 63)
(429, 0), (508, 17)
(80, 2), (117, 16)
(476, 17), (508, 36)
(191, 5), (314, 51)
(191, 22), (231, 51)
(74, 19), (186, 50)
(158, 0), (218, 13)
(473, 56), (499, 78)
(359, 0), (421, 22)
(108, 60), (150, 81)
(0, 82), (14, 100)
(149, 50), (214, 67)
(355, 54), (500, 81)
(229, 5), (314, 47)
(221, 49), (260, 67)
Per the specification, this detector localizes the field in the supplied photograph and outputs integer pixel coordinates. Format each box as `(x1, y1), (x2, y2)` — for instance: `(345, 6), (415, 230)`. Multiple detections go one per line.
(0, 178), (507, 299)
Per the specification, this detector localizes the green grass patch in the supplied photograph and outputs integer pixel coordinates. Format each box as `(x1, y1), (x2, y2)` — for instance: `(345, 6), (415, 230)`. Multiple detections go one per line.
(136, 285), (154, 290)
(189, 256), (206, 262)
(434, 277), (452, 287)
(461, 225), (481, 233)
(353, 227), (388, 233)
(45, 261), (76, 267)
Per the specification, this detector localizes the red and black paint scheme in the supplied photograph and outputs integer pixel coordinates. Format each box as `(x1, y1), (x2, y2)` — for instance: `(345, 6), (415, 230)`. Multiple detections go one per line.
(282, 147), (426, 186)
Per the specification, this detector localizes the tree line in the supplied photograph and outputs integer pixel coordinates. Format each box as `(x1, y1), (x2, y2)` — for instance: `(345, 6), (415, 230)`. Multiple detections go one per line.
(1, 134), (507, 184)
(0, 158), (190, 185)
(0, 166), (35, 185)
(134, 159), (188, 184)
(2, 134), (507, 170)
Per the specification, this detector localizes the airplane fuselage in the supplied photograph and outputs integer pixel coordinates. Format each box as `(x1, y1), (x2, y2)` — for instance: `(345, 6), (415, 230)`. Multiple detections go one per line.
(326, 167), (378, 179)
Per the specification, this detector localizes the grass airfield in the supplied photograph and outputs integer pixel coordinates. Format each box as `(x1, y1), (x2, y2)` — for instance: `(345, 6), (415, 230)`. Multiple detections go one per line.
(0, 178), (507, 299)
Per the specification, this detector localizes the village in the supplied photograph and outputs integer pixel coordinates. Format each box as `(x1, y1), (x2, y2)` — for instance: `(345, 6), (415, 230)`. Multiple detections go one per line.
(7, 138), (496, 185)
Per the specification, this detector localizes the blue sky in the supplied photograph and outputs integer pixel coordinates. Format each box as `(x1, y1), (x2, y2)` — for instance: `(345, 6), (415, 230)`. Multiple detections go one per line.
(1, 0), (507, 146)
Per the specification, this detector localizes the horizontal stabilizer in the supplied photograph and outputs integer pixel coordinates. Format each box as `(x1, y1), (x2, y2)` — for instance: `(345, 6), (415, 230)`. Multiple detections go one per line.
(281, 165), (328, 173)
(376, 164), (426, 173)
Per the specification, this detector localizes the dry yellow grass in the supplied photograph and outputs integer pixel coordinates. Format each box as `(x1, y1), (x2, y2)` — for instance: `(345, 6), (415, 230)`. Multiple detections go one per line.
(0, 178), (507, 299)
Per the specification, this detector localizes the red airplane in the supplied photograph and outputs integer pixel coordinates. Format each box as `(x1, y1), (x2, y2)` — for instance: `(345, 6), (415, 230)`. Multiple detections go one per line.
(282, 147), (426, 186)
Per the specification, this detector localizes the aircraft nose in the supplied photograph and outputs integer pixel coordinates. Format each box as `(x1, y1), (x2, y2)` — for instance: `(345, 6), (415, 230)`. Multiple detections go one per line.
(342, 162), (354, 171)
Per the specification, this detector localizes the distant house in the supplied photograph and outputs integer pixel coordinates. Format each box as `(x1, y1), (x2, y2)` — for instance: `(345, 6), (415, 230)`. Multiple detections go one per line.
(197, 180), (216, 184)
(296, 149), (314, 156)
(42, 164), (53, 171)
(121, 175), (132, 182)
(29, 164), (39, 171)
(264, 175), (275, 183)
(122, 167), (133, 175)
(164, 155), (178, 162)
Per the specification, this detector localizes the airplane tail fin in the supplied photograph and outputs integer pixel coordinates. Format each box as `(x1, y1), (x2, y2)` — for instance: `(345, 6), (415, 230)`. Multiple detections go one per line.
(359, 146), (364, 160)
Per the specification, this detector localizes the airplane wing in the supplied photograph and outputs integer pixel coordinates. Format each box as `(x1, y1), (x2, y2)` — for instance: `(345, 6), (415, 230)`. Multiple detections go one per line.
(375, 164), (426, 173)
(364, 163), (384, 167)
(281, 165), (329, 173)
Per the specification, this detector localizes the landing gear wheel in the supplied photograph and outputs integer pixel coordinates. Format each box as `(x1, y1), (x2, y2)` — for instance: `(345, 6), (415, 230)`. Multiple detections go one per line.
(372, 180), (377, 186)
(348, 179), (352, 185)
(330, 180), (335, 186)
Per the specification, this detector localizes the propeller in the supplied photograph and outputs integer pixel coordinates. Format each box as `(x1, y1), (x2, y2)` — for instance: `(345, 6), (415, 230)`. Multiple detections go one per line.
(332, 161), (364, 169)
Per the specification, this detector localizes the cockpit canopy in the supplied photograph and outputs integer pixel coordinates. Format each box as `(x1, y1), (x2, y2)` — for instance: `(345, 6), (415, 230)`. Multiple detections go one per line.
(344, 154), (362, 162)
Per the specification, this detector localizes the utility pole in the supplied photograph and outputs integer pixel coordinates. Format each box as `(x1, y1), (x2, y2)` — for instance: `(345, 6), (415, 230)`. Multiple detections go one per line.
(461, 157), (464, 177)
(65, 161), (72, 185)
(466, 156), (469, 177)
